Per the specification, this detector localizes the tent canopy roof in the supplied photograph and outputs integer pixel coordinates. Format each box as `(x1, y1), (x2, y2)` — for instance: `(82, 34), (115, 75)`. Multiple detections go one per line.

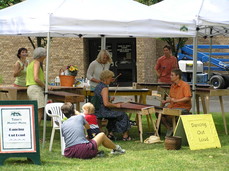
(0, 0), (195, 38)
(149, 0), (229, 37)
(0, 0), (228, 38)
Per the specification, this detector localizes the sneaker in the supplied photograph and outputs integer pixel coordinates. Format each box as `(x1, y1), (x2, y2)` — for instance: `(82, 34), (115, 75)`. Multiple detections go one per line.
(129, 120), (137, 126)
(111, 145), (125, 154)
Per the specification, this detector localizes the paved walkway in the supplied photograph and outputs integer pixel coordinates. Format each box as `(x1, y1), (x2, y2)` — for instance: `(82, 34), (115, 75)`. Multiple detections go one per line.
(111, 95), (229, 113)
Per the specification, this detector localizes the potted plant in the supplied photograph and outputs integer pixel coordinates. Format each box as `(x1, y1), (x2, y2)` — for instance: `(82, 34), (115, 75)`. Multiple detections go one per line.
(59, 65), (78, 86)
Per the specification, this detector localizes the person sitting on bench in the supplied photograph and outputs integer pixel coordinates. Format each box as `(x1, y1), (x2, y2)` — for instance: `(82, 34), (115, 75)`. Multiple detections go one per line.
(161, 69), (192, 136)
(93, 70), (131, 141)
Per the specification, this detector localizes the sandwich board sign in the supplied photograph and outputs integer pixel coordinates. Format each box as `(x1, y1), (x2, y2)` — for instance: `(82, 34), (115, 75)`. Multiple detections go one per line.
(0, 100), (41, 165)
(174, 114), (221, 150)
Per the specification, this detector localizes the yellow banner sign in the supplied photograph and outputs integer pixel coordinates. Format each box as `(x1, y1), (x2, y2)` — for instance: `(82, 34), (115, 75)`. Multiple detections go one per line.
(174, 114), (221, 150)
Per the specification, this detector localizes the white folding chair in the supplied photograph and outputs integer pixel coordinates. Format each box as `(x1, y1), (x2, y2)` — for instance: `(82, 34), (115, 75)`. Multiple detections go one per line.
(45, 102), (66, 155)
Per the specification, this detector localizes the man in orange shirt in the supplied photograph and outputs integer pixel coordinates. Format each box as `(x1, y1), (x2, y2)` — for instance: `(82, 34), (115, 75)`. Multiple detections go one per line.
(155, 45), (178, 83)
(161, 69), (192, 136)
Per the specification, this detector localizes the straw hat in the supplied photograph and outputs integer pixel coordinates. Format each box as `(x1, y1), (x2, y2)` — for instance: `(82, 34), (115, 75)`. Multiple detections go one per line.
(144, 135), (163, 144)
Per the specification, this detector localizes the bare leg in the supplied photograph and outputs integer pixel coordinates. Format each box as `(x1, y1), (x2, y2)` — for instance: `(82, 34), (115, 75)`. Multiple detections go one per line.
(93, 132), (116, 149)
(38, 108), (44, 125)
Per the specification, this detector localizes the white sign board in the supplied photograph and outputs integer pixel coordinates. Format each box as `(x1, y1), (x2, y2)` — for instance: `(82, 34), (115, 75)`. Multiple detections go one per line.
(0, 105), (35, 153)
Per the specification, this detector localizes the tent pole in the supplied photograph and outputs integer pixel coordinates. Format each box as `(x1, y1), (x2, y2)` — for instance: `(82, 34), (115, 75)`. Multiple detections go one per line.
(42, 32), (51, 148)
(208, 34), (213, 80)
(101, 35), (106, 50)
(192, 32), (198, 114)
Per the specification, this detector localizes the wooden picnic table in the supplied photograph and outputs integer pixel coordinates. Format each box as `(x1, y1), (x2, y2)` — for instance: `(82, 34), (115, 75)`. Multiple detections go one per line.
(84, 87), (151, 104)
(47, 91), (84, 110)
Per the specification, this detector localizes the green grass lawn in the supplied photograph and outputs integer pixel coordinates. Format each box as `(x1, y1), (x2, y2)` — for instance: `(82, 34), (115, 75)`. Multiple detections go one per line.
(1, 113), (228, 171)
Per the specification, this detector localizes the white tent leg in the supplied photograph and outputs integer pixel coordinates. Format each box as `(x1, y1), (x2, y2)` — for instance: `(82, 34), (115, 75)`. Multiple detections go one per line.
(42, 32), (51, 148)
(192, 34), (198, 114)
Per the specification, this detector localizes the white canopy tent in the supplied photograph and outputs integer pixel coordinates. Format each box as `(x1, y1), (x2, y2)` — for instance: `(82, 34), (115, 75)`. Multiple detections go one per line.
(1, 0), (196, 147)
(149, 0), (229, 134)
(0, 0), (229, 141)
(150, 0), (229, 37)
(0, 0), (197, 37)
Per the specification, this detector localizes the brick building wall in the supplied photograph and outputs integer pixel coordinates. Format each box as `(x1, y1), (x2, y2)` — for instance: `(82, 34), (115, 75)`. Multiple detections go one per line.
(136, 38), (164, 83)
(0, 36), (85, 85)
(0, 36), (228, 85)
(49, 37), (85, 82)
(136, 38), (155, 83)
(1, 36), (33, 85)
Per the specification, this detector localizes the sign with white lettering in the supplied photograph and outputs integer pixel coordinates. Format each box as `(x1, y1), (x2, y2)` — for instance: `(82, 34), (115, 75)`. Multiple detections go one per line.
(174, 114), (221, 150)
(0, 105), (35, 152)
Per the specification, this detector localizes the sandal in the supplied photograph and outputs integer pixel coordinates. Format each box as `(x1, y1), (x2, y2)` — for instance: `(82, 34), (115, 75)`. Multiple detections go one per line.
(107, 133), (116, 141)
(123, 136), (132, 141)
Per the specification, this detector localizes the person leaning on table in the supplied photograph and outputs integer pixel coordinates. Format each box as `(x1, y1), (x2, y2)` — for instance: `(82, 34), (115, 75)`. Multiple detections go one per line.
(86, 49), (113, 90)
(161, 68), (192, 136)
(26, 47), (53, 125)
(61, 102), (125, 159)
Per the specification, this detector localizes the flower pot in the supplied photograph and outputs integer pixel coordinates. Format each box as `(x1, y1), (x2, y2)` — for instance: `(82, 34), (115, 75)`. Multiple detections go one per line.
(164, 136), (182, 150)
(59, 75), (75, 87)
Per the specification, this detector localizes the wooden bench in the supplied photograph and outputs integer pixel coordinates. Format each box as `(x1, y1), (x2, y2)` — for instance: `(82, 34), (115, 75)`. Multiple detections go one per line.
(156, 108), (182, 133)
(48, 91), (84, 110)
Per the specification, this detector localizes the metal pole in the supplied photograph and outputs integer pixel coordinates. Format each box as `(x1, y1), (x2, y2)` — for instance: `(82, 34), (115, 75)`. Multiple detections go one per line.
(208, 36), (213, 80)
(42, 32), (51, 148)
(192, 32), (198, 114)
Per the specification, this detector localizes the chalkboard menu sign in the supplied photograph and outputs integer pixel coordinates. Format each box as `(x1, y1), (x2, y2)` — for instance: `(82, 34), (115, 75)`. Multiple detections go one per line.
(0, 100), (41, 165)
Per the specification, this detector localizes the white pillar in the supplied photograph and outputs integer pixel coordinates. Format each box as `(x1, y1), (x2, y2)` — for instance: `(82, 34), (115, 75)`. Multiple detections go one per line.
(101, 36), (106, 50)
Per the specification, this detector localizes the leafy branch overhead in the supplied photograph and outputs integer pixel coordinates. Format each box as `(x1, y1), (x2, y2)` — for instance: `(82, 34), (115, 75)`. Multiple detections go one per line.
(0, 0), (22, 9)
(161, 38), (188, 57)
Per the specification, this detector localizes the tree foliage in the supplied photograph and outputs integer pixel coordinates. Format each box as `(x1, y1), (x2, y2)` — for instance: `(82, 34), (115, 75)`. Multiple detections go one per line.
(0, 0), (23, 9)
(161, 38), (188, 57)
(137, 0), (162, 5)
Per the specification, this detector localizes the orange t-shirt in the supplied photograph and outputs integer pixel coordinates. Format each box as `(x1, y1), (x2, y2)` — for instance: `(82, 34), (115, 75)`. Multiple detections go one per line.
(155, 55), (178, 83)
(167, 80), (192, 111)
